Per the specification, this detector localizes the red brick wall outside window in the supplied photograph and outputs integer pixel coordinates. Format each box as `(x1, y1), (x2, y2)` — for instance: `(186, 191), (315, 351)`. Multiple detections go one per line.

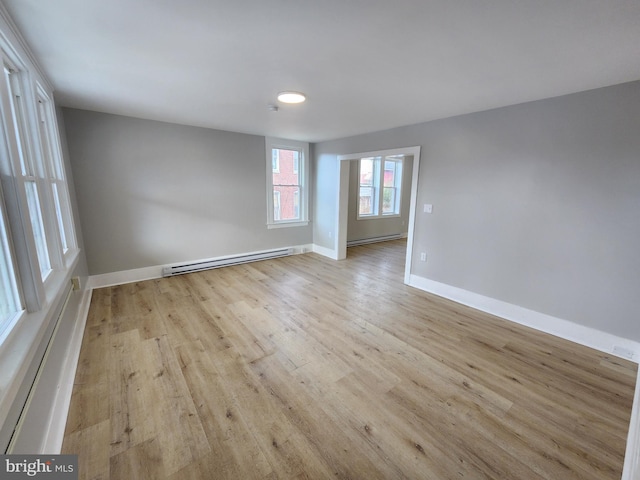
(272, 148), (300, 221)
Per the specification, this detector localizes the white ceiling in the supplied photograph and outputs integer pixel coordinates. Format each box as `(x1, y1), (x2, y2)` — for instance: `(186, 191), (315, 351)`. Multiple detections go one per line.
(2, 0), (640, 143)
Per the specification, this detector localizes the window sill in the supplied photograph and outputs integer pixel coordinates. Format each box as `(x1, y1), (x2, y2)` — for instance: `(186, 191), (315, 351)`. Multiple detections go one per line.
(267, 220), (309, 229)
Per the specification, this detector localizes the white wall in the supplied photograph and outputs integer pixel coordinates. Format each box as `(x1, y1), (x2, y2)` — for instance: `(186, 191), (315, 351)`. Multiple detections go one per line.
(64, 108), (313, 276)
(313, 81), (640, 343)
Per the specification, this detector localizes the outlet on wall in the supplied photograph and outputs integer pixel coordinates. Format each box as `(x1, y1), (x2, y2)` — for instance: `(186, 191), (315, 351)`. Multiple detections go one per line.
(420, 252), (427, 262)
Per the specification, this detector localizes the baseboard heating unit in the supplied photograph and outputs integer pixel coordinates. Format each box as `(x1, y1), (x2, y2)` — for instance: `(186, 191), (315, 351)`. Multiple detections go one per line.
(162, 248), (294, 277)
(347, 234), (404, 247)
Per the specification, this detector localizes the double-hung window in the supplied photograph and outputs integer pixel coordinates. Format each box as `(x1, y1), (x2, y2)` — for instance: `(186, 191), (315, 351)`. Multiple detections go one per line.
(358, 155), (403, 219)
(5, 64), (52, 281)
(266, 138), (309, 228)
(36, 88), (75, 257)
(0, 48), (78, 322)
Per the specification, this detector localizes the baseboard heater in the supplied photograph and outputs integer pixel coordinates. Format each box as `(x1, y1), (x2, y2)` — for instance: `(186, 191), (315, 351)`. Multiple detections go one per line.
(162, 248), (294, 277)
(5, 282), (73, 453)
(347, 234), (404, 248)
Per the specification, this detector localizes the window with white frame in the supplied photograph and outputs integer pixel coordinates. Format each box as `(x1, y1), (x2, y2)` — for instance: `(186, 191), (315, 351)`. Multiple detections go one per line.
(36, 88), (75, 256)
(4, 64), (52, 280)
(358, 155), (403, 219)
(0, 46), (77, 327)
(266, 138), (309, 227)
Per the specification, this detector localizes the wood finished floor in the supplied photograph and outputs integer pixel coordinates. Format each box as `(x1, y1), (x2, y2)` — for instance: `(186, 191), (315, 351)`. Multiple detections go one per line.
(62, 240), (637, 480)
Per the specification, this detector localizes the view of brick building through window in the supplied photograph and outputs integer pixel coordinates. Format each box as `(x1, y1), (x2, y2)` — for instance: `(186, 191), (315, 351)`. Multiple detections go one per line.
(272, 148), (300, 221)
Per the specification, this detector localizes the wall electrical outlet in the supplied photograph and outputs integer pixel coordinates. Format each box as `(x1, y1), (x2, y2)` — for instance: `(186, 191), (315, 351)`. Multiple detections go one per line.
(420, 252), (427, 262)
(424, 204), (433, 213)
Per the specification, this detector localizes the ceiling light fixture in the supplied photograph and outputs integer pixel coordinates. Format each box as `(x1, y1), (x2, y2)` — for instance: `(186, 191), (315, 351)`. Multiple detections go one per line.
(277, 91), (306, 104)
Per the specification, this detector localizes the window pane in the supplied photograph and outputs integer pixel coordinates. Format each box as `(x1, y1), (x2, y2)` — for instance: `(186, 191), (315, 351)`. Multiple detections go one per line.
(359, 186), (374, 216)
(383, 161), (396, 187)
(52, 183), (68, 252)
(293, 151), (299, 175)
(382, 187), (396, 214)
(0, 207), (21, 331)
(5, 66), (31, 177)
(25, 181), (51, 279)
(272, 148), (299, 186)
(360, 158), (374, 186)
(37, 98), (63, 179)
(359, 157), (380, 216)
(273, 185), (300, 221)
(273, 190), (281, 221)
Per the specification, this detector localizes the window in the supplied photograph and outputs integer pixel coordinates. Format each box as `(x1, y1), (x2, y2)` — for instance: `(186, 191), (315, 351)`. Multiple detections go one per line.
(5, 65), (52, 280)
(36, 89), (75, 256)
(266, 138), (309, 228)
(0, 46), (78, 322)
(358, 155), (403, 218)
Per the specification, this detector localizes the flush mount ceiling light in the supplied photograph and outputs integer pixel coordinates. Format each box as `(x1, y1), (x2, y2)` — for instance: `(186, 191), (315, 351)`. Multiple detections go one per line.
(277, 91), (306, 104)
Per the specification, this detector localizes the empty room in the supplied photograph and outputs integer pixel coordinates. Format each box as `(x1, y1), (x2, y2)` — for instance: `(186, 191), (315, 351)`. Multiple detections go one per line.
(0, 1), (639, 479)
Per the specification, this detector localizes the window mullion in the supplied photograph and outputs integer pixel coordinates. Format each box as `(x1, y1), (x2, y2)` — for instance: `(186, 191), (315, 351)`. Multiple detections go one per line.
(376, 156), (383, 217)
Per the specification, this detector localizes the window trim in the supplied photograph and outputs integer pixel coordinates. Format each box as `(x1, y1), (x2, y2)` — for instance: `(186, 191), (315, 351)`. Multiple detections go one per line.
(265, 137), (309, 228)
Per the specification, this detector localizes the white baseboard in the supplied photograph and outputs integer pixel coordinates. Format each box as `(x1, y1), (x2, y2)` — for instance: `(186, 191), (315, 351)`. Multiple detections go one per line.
(41, 288), (92, 453)
(86, 265), (162, 289)
(408, 274), (640, 361)
(87, 244), (314, 289)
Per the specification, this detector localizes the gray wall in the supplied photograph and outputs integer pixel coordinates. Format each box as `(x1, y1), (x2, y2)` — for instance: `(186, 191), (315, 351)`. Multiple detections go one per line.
(346, 156), (413, 242)
(64, 108), (312, 275)
(314, 81), (640, 342)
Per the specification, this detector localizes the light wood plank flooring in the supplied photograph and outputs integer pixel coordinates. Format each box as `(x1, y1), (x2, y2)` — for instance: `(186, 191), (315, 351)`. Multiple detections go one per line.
(62, 240), (637, 479)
